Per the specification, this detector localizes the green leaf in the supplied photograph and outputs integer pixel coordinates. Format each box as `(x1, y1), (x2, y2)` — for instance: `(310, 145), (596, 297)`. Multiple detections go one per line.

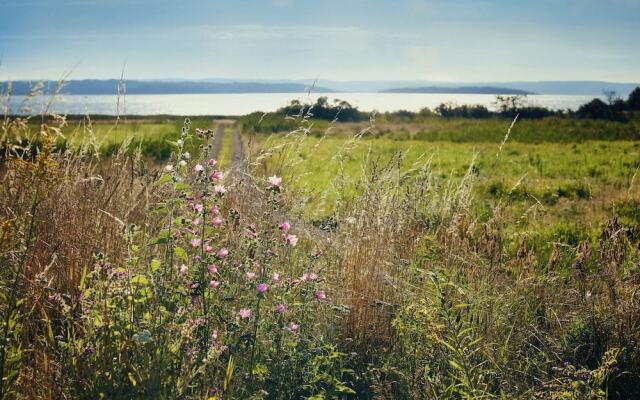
(336, 384), (356, 394)
(150, 258), (162, 273)
(79, 264), (88, 291)
(166, 140), (180, 149)
(449, 359), (464, 371)
(252, 363), (268, 380)
(130, 275), (149, 286)
(136, 287), (153, 301)
(156, 174), (173, 186)
(174, 246), (187, 262)
(175, 182), (190, 191)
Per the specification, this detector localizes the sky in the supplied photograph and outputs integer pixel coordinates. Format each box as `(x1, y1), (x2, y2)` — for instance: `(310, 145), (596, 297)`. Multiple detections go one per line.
(1, 0), (639, 82)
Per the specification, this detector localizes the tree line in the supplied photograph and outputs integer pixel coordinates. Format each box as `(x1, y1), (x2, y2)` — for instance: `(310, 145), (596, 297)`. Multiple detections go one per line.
(275, 87), (640, 123)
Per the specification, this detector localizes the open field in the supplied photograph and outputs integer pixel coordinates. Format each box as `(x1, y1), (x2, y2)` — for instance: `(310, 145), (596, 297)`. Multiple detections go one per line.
(2, 113), (640, 399)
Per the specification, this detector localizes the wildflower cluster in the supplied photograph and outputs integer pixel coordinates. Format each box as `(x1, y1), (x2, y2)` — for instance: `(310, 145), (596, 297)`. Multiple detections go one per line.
(69, 120), (336, 398)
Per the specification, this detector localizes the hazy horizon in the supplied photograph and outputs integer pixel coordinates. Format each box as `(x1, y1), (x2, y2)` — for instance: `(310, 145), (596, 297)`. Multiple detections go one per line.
(2, 0), (640, 82)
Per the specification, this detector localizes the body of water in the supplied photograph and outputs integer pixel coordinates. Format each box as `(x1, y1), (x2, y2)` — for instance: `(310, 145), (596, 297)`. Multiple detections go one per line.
(6, 93), (600, 116)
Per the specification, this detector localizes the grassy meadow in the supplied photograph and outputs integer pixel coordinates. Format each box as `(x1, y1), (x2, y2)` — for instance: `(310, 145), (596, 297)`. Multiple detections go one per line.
(1, 108), (640, 399)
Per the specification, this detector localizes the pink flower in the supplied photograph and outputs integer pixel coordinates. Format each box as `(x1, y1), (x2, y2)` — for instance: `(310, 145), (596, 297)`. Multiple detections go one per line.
(288, 322), (299, 334)
(275, 303), (285, 313)
(208, 264), (217, 273)
(210, 170), (224, 181)
(211, 206), (220, 215)
(209, 280), (219, 289)
(246, 272), (256, 281)
(301, 272), (318, 281)
(238, 309), (251, 319)
(214, 185), (226, 194)
(212, 217), (223, 226)
(208, 158), (217, 167)
(204, 245), (213, 253)
(217, 248), (229, 258)
(194, 164), (204, 173)
(257, 283), (267, 293)
(193, 218), (202, 226)
(271, 272), (280, 282)
(316, 290), (326, 300)
(278, 221), (290, 231)
(285, 234), (298, 247)
(194, 204), (204, 213)
(179, 264), (188, 275)
(190, 238), (202, 248)
(268, 175), (282, 188)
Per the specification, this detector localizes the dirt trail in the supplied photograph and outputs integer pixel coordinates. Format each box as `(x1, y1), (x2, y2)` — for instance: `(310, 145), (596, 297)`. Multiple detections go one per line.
(211, 124), (225, 159)
(231, 126), (244, 168)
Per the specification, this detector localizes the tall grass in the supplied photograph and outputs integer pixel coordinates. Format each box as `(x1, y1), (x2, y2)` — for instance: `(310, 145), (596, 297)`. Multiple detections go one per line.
(1, 86), (639, 399)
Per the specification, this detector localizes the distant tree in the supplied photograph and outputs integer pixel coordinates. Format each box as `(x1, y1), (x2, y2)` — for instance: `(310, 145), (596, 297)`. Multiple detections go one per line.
(627, 87), (640, 110)
(603, 90), (619, 105)
(577, 98), (626, 121)
(278, 97), (367, 122)
(494, 95), (528, 114)
(418, 107), (434, 117)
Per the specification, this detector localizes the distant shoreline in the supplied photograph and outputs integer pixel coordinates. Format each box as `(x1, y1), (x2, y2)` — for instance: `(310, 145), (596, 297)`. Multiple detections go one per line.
(2, 79), (638, 96)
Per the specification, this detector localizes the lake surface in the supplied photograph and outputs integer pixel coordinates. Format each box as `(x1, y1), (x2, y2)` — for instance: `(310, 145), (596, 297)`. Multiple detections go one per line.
(7, 93), (600, 116)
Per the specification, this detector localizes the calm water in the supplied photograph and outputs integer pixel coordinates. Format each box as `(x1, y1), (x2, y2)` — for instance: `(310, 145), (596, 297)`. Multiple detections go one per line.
(7, 93), (600, 116)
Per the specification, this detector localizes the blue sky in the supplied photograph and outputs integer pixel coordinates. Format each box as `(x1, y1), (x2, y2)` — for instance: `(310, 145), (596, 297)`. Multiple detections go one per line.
(1, 0), (639, 82)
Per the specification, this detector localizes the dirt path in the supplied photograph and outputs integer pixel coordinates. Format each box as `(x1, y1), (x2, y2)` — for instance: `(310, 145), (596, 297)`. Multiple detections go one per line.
(211, 123), (225, 160)
(231, 126), (244, 168)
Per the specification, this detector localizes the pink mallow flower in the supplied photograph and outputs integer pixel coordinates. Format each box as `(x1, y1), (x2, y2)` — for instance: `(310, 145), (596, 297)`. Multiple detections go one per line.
(194, 203), (204, 213)
(194, 164), (204, 173)
(238, 309), (251, 319)
(211, 206), (220, 215)
(301, 272), (318, 281)
(214, 185), (226, 194)
(246, 272), (256, 281)
(275, 304), (285, 313)
(288, 322), (299, 334)
(271, 272), (280, 282)
(316, 290), (327, 301)
(209, 280), (220, 289)
(257, 283), (268, 293)
(268, 175), (282, 188)
(190, 238), (202, 248)
(179, 264), (188, 275)
(212, 217), (223, 226)
(208, 158), (217, 167)
(285, 234), (298, 247)
(210, 170), (224, 180)
(204, 244), (213, 253)
(208, 264), (217, 273)
(217, 248), (229, 258)
(278, 221), (290, 231)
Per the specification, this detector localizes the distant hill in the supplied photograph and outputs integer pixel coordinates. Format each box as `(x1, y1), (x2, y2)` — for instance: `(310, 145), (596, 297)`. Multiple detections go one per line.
(311, 80), (639, 96)
(1, 80), (336, 95)
(380, 86), (533, 95)
(3, 79), (638, 97)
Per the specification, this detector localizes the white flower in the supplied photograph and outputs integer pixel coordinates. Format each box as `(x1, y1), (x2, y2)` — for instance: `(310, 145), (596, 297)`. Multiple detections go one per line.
(178, 160), (187, 167)
(177, 139), (184, 147)
(164, 164), (174, 172)
(183, 152), (191, 160)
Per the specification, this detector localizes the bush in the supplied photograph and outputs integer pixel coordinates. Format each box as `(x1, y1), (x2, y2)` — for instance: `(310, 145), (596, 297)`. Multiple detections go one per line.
(577, 99), (627, 121)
